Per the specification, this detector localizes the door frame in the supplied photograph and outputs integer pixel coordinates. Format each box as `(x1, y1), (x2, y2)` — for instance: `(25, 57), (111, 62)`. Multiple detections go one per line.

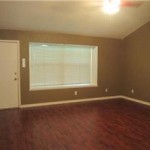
(0, 40), (21, 108)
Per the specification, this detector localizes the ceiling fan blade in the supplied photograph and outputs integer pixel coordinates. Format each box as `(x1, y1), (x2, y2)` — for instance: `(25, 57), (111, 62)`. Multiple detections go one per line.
(121, 1), (143, 7)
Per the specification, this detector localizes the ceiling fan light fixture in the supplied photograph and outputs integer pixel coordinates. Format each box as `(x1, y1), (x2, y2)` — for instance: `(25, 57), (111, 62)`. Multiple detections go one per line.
(103, 0), (121, 14)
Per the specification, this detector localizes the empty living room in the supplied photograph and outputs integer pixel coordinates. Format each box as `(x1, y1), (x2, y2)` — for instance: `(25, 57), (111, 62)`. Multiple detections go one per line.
(0, 0), (150, 150)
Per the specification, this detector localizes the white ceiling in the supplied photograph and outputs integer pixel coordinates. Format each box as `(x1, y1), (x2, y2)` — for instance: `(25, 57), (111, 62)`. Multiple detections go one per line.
(0, 0), (150, 39)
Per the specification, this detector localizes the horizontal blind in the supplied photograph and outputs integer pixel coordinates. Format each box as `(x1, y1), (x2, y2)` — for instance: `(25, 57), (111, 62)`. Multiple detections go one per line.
(30, 43), (94, 89)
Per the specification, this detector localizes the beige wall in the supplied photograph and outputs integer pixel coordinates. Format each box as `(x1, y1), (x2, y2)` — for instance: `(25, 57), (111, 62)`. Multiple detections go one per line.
(0, 30), (122, 104)
(1, 21), (149, 105)
(123, 21), (150, 102)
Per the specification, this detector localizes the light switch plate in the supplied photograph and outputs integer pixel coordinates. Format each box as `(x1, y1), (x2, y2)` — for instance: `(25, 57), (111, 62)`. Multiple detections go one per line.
(22, 58), (26, 68)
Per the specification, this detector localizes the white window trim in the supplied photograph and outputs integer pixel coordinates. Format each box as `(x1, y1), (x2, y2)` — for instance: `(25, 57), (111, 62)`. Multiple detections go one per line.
(30, 84), (98, 91)
(29, 43), (98, 91)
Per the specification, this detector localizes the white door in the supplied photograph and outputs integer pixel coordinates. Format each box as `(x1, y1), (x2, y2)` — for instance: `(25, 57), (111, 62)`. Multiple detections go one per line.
(0, 40), (19, 109)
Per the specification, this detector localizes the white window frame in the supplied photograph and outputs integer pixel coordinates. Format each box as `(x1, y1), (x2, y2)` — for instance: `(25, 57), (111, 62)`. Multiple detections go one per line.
(29, 43), (98, 91)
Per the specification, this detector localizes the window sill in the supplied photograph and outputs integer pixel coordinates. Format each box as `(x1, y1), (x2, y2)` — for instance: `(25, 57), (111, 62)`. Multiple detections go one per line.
(30, 84), (98, 91)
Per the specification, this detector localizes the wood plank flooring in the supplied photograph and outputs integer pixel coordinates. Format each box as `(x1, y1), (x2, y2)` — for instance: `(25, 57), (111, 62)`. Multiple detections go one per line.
(0, 99), (150, 150)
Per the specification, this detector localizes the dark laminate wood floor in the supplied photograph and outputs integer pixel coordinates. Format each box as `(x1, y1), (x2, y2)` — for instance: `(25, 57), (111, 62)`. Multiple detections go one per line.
(0, 99), (150, 150)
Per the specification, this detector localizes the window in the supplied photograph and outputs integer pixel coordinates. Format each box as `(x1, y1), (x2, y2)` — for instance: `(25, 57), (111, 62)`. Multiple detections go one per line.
(29, 43), (98, 90)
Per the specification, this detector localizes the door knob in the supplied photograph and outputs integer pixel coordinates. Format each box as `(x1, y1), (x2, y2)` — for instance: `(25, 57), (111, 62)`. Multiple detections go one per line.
(14, 78), (17, 81)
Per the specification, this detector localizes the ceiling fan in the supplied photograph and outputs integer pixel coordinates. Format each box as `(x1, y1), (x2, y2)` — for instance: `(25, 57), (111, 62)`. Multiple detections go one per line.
(102, 0), (143, 14)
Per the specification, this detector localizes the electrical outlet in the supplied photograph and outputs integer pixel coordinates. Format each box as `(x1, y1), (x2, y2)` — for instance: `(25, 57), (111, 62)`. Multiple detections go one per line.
(131, 89), (134, 94)
(74, 91), (77, 95)
(105, 88), (108, 93)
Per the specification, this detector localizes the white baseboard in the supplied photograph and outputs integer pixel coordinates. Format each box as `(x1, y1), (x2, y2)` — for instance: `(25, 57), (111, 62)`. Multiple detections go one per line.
(0, 107), (18, 111)
(120, 96), (150, 106)
(20, 96), (121, 108)
(20, 95), (150, 108)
